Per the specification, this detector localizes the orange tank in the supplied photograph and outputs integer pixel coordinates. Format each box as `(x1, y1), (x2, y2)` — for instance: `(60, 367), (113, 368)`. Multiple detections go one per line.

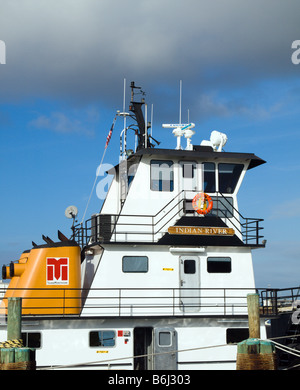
(1, 242), (81, 315)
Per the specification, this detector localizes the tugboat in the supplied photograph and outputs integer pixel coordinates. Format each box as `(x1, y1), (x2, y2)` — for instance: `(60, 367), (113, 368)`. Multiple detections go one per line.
(0, 82), (297, 370)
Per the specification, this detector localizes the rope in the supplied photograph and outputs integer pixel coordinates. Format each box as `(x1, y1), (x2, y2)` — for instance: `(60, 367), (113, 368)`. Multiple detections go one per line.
(39, 343), (228, 370)
(80, 147), (108, 224)
(268, 339), (300, 358)
(0, 339), (24, 348)
(39, 334), (300, 371)
(80, 114), (118, 224)
(0, 332), (294, 370)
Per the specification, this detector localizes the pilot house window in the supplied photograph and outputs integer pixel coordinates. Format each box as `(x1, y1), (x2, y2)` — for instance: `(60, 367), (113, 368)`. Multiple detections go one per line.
(150, 160), (174, 191)
(203, 162), (216, 193)
(218, 164), (243, 194)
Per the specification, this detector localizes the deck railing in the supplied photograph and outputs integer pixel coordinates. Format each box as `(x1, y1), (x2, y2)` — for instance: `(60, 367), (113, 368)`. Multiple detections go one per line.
(72, 190), (264, 247)
(0, 287), (297, 318)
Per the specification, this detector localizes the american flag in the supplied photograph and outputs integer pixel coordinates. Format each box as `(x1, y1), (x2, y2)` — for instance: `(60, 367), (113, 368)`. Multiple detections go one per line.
(105, 115), (117, 149)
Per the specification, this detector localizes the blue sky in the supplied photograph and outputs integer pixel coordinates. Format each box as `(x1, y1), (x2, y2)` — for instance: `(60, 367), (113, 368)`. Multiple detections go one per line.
(0, 0), (300, 288)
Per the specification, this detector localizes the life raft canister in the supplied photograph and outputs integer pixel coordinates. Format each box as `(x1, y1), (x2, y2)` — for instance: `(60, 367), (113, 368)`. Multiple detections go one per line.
(192, 192), (213, 215)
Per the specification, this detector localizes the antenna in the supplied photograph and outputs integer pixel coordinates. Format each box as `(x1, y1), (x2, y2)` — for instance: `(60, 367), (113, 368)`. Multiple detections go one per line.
(118, 78), (130, 118)
(65, 205), (78, 220)
(179, 80), (182, 125)
(151, 104), (153, 137)
(118, 79), (130, 160)
(65, 205), (78, 231)
(162, 123), (195, 150)
(162, 81), (195, 150)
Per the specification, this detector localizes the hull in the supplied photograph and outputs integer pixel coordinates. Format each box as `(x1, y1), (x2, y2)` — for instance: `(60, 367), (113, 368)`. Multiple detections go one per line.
(0, 315), (267, 370)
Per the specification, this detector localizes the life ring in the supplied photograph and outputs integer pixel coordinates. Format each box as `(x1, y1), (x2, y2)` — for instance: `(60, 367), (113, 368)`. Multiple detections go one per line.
(192, 192), (213, 215)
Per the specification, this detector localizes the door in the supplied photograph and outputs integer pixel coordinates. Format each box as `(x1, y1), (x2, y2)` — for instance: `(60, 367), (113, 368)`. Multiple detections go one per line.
(179, 256), (200, 312)
(153, 327), (177, 370)
(134, 327), (153, 370)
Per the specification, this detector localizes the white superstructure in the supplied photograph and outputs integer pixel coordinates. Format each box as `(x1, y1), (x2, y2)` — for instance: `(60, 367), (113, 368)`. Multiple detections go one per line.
(0, 82), (271, 370)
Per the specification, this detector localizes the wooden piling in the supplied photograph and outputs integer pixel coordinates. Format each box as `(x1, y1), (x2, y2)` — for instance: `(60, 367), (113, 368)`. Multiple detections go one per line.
(247, 293), (260, 339)
(236, 293), (277, 370)
(0, 297), (36, 370)
(1, 348), (15, 364)
(7, 297), (22, 341)
(236, 339), (277, 370)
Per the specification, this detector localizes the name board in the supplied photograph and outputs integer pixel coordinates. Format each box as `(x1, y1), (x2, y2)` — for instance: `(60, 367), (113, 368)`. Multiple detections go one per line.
(168, 226), (235, 236)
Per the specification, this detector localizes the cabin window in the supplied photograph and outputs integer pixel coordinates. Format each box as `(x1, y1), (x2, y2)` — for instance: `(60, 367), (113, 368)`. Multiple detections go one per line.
(226, 328), (249, 344)
(150, 160), (174, 191)
(203, 162), (216, 192)
(158, 331), (172, 347)
(207, 257), (231, 273)
(122, 256), (149, 273)
(210, 196), (233, 218)
(218, 163), (243, 194)
(21, 332), (41, 348)
(89, 330), (116, 347)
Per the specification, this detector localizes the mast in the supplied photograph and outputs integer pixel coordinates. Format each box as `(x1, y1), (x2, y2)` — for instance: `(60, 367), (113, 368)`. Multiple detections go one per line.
(128, 81), (147, 151)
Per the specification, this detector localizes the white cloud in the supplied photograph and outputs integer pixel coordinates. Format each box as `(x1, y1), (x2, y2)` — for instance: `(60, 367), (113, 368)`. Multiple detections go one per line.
(29, 111), (96, 137)
(269, 198), (300, 220)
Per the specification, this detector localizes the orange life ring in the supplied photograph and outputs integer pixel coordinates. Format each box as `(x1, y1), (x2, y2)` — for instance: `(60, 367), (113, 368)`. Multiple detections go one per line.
(192, 192), (213, 215)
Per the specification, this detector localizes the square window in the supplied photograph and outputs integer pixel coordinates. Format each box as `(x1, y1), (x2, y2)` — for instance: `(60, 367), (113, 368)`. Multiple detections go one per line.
(184, 260), (196, 274)
(89, 331), (116, 347)
(158, 331), (171, 346)
(226, 328), (249, 344)
(122, 256), (148, 273)
(21, 332), (41, 348)
(207, 257), (231, 273)
(150, 160), (174, 192)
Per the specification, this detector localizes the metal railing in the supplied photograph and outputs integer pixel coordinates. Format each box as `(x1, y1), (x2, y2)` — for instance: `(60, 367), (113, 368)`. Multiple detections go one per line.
(1, 287), (297, 318)
(72, 190), (264, 247)
(212, 192), (264, 246)
(259, 287), (300, 315)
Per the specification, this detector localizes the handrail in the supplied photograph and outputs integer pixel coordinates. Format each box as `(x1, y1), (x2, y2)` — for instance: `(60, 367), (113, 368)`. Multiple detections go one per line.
(72, 190), (264, 246)
(1, 287), (298, 317)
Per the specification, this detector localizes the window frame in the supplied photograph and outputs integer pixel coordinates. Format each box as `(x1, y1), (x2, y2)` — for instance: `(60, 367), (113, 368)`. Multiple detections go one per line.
(122, 256), (149, 273)
(218, 163), (244, 194)
(183, 259), (196, 274)
(89, 330), (116, 348)
(21, 332), (42, 349)
(207, 257), (232, 273)
(158, 331), (172, 347)
(210, 196), (233, 218)
(150, 160), (174, 192)
(226, 328), (249, 344)
(203, 162), (216, 193)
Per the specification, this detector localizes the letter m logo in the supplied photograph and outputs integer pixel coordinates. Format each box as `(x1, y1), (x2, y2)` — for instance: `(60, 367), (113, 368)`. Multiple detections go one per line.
(46, 257), (69, 285)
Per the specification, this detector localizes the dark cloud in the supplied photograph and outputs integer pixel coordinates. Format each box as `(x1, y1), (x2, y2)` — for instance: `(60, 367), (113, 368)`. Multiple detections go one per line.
(0, 0), (299, 117)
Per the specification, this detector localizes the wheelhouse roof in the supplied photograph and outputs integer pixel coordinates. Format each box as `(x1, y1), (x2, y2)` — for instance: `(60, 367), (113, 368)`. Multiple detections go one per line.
(107, 145), (266, 174)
